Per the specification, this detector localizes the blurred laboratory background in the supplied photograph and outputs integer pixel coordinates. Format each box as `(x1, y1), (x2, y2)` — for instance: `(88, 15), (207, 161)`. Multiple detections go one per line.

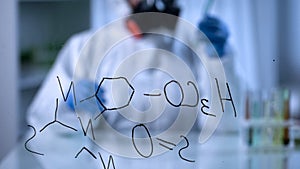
(0, 0), (300, 165)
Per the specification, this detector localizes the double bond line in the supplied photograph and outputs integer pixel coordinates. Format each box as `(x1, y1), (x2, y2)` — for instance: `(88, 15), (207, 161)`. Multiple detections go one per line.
(156, 138), (176, 150)
(144, 93), (161, 97)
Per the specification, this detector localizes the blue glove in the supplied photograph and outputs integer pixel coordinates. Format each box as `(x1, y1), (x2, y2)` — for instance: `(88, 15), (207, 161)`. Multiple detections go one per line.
(198, 15), (229, 57)
(66, 80), (106, 112)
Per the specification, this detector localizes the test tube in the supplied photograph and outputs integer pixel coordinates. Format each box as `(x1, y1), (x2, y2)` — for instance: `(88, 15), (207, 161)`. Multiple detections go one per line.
(251, 91), (263, 147)
(282, 89), (290, 145)
(245, 93), (252, 146)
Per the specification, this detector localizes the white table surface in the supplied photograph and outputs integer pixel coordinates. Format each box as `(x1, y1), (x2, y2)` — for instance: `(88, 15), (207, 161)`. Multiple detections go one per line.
(1, 127), (300, 169)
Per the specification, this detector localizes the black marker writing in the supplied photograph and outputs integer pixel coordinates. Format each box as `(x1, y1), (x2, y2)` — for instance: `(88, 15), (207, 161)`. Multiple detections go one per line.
(57, 76), (77, 105)
(143, 93), (161, 96)
(156, 137), (176, 151)
(164, 80), (184, 107)
(164, 80), (199, 108)
(80, 94), (95, 103)
(75, 147), (97, 159)
(181, 81), (199, 107)
(201, 99), (216, 117)
(94, 109), (107, 120)
(40, 98), (77, 132)
(98, 152), (116, 169)
(178, 135), (195, 163)
(24, 125), (44, 156)
(80, 77), (135, 120)
(25, 75), (240, 167)
(78, 117), (96, 140)
(215, 78), (237, 117)
(131, 124), (153, 158)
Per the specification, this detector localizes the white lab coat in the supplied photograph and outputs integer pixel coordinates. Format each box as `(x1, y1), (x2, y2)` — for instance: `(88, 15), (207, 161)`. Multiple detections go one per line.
(26, 30), (92, 132)
(27, 18), (203, 138)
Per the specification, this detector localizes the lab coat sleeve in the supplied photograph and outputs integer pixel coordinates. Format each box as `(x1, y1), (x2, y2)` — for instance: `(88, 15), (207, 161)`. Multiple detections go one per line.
(26, 31), (92, 132)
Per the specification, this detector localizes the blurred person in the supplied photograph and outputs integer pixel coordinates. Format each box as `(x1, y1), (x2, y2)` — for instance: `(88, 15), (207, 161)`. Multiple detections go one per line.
(26, 0), (237, 138)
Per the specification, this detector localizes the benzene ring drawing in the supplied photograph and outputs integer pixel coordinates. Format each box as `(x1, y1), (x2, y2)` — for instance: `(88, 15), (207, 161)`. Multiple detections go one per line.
(73, 12), (227, 158)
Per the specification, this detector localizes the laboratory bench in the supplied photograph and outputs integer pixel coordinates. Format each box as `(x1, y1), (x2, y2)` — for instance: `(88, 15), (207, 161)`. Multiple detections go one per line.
(1, 127), (300, 169)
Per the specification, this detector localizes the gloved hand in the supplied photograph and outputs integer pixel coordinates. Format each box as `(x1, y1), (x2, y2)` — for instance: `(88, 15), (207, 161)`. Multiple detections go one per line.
(198, 15), (229, 57)
(66, 80), (106, 113)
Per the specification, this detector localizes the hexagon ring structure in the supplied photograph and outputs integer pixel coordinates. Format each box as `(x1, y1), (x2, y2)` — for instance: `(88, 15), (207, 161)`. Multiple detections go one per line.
(95, 77), (135, 112)
(73, 12), (227, 158)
